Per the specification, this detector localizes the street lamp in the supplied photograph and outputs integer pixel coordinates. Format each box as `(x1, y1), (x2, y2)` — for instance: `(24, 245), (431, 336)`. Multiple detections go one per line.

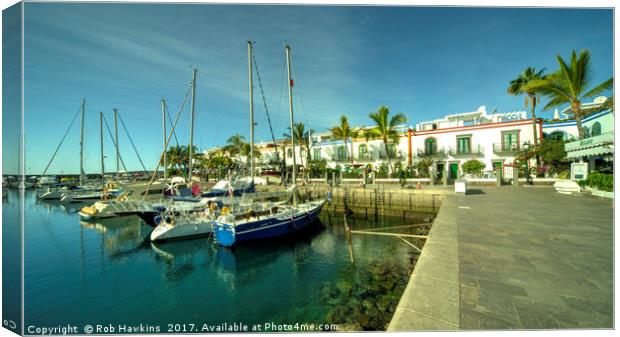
(523, 141), (531, 185)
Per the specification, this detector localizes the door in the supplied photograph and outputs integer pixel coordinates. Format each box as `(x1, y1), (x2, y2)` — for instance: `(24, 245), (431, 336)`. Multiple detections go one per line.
(492, 161), (503, 180)
(449, 163), (458, 179)
(436, 163), (444, 179)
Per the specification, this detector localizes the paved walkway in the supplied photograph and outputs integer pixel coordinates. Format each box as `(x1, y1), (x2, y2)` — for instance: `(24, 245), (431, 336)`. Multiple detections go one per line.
(389, 186), (613, 330)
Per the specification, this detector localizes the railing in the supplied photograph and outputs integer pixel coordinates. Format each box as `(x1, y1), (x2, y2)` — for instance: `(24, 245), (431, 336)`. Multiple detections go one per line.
(448, 144), (484, 156)
(356, 153), (376, 161)
(417, 148), (446, 157)
(493, 142), (524, 153)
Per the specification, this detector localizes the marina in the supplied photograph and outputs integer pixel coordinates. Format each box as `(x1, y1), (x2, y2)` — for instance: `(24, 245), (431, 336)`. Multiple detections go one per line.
(2, 2), (614, 334)
(6, 188), (430, 330)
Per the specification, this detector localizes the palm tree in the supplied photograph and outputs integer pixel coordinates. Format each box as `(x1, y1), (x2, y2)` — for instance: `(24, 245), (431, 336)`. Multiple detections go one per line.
(283, 122), (313, 167)
(526, 49), (613, 139)
(330, 115), (358, 164)
(366, 106), (407, 171)
(507, 67), (546, 148)
(224, 134), (246, 158)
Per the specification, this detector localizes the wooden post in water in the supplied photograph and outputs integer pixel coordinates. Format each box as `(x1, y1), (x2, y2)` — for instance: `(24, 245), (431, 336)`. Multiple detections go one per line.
(344, 213), (354, 264)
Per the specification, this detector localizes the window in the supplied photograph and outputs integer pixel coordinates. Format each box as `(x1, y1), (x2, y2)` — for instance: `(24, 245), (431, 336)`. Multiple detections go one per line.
(582, 126), (590, 138)
(425, 138), (436, 154)
(591, 122), (602, 137)
(549, 131), (566, 141)
(457, 135), (471, 154)
(313, 148), (321, 160)
(287, 148), (292, 158)
(387, 144), (397, 157)
(358, 144), (368, 159)
(502, 131), (519, 151)
(337, 146), (347, 160)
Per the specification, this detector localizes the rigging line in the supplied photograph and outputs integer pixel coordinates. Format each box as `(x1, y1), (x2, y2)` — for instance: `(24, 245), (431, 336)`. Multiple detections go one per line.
(117, 112), (148, 173)
(290, 63), (311, 130)
(102, 114), (128, 173)
(142, 82), (193, 200)
(164, 101), (180, 148)
(253, 51), (280, 161)
(41, 105), (82, 177)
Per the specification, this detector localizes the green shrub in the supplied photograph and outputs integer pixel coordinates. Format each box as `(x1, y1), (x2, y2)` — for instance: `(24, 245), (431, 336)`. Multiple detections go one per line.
(584, 172), (613, 192)
(414, 159), (433, 178)
(557, 171), (570, 179)
(462, 159), (485, 176)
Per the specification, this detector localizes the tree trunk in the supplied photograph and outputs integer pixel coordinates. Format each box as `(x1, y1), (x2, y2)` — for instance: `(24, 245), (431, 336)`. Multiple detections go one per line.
(530, 95), (539, 147)
(575, 104), (585, 139)
(383, 137), (392, 173)
(530, 95), (540, 169)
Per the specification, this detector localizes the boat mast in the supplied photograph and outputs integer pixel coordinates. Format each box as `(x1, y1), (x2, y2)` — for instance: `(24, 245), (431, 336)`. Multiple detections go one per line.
(162, 99), (167, 181)
(113, 108), (119, 179)
(99, 111), (105, 185)
(248, 41), (255, 184)
(79, 99), (86, 185)
(188, 67), (197, 182)
(285, 43), (297, 205)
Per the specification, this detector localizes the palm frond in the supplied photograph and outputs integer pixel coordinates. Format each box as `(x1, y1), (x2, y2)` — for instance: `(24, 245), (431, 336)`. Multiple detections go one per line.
(584, 78), (613, 98)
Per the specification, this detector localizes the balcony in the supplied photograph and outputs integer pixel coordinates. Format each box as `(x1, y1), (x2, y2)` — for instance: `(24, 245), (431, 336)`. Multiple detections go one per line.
(417, 148), (446, 157)
(356, 153), (377, 161)
(493, 142), (524, 154)
(331, 155), (351, 162)
(448, 144), (484, 156)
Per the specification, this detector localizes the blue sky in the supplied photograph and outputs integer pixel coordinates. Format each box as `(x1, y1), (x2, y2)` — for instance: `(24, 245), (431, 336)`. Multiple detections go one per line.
(10, 3), (614, 174)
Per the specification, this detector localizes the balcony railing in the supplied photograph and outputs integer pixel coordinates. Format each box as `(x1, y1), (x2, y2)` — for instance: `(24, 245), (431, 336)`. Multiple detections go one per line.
(356, 153), (376, 161)
(417, 148), (446, 157)
(448, 144), (484, 156)
(493, 142), (524, 153)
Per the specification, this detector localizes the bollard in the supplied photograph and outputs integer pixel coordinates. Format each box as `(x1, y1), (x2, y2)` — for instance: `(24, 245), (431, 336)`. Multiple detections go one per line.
(513, 167), (519, 186)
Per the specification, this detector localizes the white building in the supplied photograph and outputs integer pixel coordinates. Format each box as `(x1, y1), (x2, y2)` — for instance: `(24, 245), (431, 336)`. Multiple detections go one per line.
(410, 106), (536, 180)
(216, 97), (612, 181)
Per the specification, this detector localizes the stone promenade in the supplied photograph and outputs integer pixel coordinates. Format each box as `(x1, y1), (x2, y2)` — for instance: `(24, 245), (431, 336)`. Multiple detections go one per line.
(389, 186), (613, 330)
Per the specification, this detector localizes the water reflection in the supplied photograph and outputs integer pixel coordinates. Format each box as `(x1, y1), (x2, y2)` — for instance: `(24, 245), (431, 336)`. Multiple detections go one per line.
(14, 187), (423, 330)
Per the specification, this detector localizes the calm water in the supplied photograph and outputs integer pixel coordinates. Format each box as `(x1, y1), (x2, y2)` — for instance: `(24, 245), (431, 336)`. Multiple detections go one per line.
(5, 189), (422, 332)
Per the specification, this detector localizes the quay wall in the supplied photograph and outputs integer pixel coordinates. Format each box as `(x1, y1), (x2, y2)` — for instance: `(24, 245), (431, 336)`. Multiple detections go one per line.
(388, 194), (460, 330)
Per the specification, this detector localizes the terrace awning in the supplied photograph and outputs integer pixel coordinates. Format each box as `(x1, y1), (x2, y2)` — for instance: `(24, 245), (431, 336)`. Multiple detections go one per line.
(565, 132), (614, 159)
(566, 144), (614, 159)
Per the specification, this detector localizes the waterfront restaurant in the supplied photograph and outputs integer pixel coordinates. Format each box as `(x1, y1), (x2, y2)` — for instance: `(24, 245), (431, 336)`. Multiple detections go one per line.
(541, 97), (614, 173)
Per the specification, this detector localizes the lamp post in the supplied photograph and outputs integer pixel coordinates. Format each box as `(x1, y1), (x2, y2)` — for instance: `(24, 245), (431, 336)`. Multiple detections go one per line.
(523, 141), (531, 185)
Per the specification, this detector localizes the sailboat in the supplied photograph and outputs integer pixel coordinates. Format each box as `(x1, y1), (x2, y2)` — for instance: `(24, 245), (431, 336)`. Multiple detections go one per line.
(213, 43), (325, 247)
(36, 100), (102, 199)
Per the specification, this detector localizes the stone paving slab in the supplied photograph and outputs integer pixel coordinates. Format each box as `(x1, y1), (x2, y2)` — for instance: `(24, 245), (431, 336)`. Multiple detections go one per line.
(388, 186), (613, 330)
(457, 187), (613, 329)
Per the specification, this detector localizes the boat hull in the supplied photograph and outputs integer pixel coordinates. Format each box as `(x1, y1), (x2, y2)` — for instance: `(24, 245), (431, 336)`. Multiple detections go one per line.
(150, 219), (215, 242)
(214, 200), (325, 247)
